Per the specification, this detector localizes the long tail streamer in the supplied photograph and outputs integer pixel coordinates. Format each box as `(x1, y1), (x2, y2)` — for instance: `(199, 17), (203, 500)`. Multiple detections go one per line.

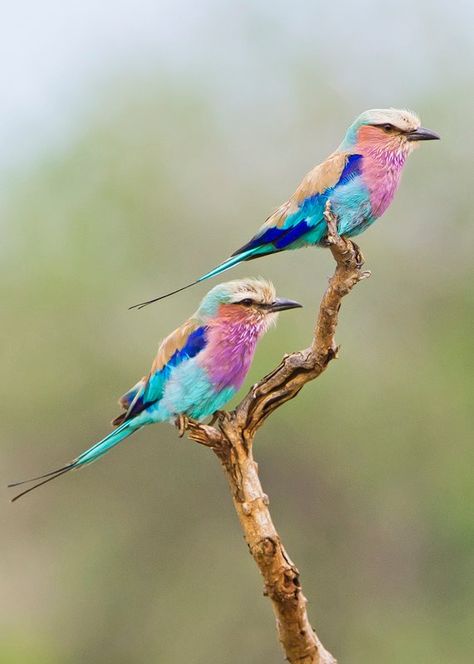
(129, 249), (258, 310)
(9, 421), (138, 502)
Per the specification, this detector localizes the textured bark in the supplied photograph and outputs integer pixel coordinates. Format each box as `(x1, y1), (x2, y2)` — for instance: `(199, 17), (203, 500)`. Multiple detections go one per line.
(182, 204), (370, 663)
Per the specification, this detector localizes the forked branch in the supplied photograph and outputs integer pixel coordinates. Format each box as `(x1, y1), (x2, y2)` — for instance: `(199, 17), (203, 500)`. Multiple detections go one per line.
(182, 203), (369, 663)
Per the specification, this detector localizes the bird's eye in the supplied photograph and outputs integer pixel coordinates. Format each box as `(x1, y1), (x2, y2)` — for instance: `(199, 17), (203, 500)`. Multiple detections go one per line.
(383, 123), (394, 132)
(239, 298), (254, 306)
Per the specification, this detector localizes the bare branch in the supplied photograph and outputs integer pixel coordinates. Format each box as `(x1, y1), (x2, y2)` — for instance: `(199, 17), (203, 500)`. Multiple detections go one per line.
(180, 204), (369, 663)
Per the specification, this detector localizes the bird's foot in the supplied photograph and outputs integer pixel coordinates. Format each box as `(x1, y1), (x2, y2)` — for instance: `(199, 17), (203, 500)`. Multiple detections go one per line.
(349, 240), (365, 268)
(176, 414), (202, 437)
(209, 410), (227, 426)
(175, 414), (190, 438)
(323, 200), (339, 242)
(324, 201), (365, 269)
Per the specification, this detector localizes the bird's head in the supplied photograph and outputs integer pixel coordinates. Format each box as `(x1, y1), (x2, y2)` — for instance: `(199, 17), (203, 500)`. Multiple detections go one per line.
(196, 277), (302, 332)
(339, 108), (439, 159)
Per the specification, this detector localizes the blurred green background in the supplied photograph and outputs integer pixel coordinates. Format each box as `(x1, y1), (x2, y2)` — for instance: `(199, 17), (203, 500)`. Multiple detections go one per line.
(1, 2), (473, 663)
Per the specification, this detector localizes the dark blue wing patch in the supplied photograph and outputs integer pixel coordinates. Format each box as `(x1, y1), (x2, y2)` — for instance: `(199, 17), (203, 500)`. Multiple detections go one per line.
(232, 219), (312, 255)
(273, 220), (312, 249)
(120, 326), (208, 423)
(338, 153), (363, 184)
(167, 326), (208, 368)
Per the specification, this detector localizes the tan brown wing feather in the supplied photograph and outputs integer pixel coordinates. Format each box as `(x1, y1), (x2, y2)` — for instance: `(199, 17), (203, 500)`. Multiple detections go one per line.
(264, 152), (349, 229)
(150, 318), (201, 373)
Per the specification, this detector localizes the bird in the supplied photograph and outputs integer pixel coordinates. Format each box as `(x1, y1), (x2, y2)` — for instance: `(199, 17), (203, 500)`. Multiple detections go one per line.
(131, 108), (439, 310)
(9, 278), (302, 501)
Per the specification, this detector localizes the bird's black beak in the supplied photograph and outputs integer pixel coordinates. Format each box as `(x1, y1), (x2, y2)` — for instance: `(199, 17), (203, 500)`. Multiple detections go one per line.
(269, 298), (303, 312)
(407, 126), (440, 141)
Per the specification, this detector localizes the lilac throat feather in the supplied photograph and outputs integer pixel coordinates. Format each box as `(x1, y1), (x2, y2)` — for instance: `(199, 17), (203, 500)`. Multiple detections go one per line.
(201, 315), (269, 391)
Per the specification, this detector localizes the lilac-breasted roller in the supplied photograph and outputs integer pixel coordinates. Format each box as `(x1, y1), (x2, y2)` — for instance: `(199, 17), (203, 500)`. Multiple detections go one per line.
(132, 108), (439, 309)
(9, 278), (301, 501)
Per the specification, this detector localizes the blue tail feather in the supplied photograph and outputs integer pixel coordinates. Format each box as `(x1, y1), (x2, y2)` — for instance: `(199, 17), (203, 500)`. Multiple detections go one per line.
(74, 420), (140, 467)
(195, 248), (259, 282)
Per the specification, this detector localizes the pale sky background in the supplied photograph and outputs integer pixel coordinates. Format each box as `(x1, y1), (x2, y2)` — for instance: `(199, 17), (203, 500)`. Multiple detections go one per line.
(1, 0), (473, 174)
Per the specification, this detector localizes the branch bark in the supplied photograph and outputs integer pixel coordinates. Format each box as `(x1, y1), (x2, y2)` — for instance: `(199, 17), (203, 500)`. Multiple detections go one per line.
(182, 204), (370, 663)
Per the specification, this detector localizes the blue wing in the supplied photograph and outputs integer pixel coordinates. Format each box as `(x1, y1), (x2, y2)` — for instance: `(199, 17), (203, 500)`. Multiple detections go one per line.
(112, 324), (208, 425)
(232, 153), (363, 256)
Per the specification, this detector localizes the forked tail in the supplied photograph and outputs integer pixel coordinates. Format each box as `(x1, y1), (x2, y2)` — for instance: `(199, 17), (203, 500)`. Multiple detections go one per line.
(8, 420), (140, 502)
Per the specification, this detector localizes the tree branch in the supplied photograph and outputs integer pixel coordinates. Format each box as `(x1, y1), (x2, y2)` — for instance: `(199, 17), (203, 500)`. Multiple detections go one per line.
(182, 204), (369, 663)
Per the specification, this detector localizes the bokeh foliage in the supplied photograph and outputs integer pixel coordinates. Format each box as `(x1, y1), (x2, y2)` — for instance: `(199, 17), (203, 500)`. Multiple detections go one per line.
(1, 13), (474, 663)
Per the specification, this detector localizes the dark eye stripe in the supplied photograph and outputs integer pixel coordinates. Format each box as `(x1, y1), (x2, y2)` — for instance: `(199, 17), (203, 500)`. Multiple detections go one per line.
(372, 122), (407, 133)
